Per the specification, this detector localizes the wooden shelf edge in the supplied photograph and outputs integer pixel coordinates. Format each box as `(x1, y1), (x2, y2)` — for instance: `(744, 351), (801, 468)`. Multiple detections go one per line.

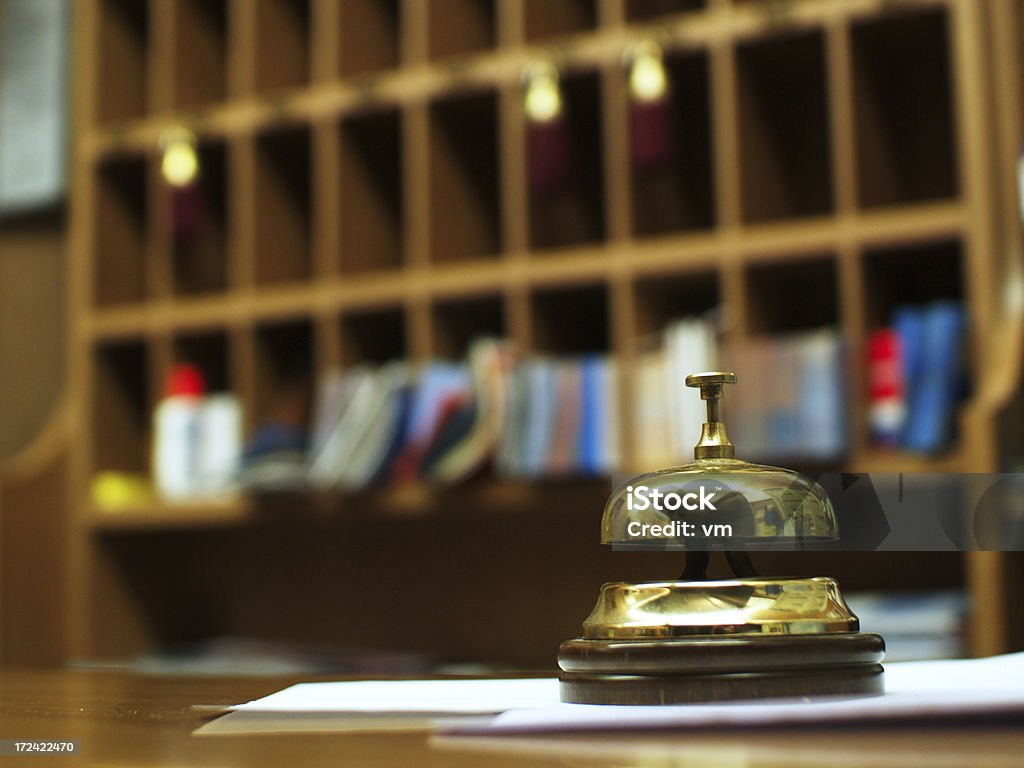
(845, 449), (966, 475)
(83, 478), (613, 532)
(79, 457), (982, 534)
(84, 199), (966, 340)
(87, 498), (253, 532)
(620, 448), (968, 477)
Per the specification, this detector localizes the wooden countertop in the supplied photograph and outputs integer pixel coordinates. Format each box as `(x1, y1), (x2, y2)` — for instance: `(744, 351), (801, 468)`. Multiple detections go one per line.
(1, 669), (1022, 767)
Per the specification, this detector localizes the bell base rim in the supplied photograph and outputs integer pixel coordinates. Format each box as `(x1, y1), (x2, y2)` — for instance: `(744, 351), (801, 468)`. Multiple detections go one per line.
(559, 632), (885, 676)
(559, 665), (885, 705)
(558, 633), (885, 704)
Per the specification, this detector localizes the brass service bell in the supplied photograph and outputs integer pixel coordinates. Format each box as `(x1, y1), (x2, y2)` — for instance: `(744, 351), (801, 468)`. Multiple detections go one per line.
(558, 372), (885, 705)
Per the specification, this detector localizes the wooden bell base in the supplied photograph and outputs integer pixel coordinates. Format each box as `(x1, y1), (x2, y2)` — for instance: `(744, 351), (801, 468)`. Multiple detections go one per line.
(558, 633), (885, 705)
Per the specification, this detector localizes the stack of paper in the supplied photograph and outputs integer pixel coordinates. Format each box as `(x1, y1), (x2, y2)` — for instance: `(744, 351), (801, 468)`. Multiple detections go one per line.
(197, 652), (1024, 736)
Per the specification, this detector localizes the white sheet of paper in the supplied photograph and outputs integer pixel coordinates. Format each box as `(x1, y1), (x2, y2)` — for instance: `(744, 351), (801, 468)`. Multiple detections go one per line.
(231, 677), (559, 715)
(218, 652), (1024, 736)
(447, 653), (1024, 734)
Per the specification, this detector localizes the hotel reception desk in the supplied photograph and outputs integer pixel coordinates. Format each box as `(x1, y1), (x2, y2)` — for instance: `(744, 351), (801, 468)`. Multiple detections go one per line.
(0, 670), (1022, 767)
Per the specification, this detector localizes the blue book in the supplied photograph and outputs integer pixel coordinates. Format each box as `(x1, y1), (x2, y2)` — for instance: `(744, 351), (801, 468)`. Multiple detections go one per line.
(520, 359), (557, 477)
(798, 329), (846, 459)
(893, 306), (928, 449)
(904, 302), (965, 454)
(371, 384), (413, 485)
(576, 356), (600, 475)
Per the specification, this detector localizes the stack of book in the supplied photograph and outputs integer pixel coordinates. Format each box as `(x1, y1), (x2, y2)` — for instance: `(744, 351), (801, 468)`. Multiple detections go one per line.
(726, 328), (847, 462)
(496, 354), (621, 478)
(240, 318), (862, 491)
(306, 339), (514, 490)
(632, 317), (719, 468)
(250, 339), (624, 493)
(867, 301), (966, 454)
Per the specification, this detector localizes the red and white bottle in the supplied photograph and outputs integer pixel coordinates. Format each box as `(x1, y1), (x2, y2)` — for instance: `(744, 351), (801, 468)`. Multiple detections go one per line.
(867, 329), (905, 448)
(153, 364), (205, 501)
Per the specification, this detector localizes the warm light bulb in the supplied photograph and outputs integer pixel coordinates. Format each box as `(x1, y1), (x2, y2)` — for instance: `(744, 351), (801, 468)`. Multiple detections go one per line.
(524, 62), (563, 123)
(160, 127), (199, 187)
(629, 42), (669, 104)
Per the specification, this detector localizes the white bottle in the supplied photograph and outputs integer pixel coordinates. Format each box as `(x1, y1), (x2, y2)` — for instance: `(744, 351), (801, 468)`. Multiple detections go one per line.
(196, 393), (242, 497)
(153, 364), (205, 502)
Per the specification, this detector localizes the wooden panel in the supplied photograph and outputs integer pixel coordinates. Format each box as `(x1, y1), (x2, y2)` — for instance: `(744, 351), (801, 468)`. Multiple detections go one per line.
(428, 90), (502, 263)
(0, 451), (68, 666)
(93, 156), (147, 306)
(339, 108), (404, 273)
(172, 0), (229, 109)
(254, 0), (310, 92)
(523, 0), (597, 41)
(253, 126), (313, 285)
(736, 30), (834, 222)
(95, 0), (149, 123)
(428, 0), (496, 60)
(0, 210), (66, 461)
(851, 7), (958, 208)
(339, 0), (401, 76)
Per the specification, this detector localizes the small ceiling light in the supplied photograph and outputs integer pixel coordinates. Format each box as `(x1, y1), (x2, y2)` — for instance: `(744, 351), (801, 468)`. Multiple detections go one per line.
(628, 41), (669, 104)
(523, 61), (563, 124)
(160, 127), (200, 188)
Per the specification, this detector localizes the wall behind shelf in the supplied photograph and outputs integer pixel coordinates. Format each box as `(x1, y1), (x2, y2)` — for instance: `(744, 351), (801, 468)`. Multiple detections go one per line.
(0, 208), (66, 461)
(0, 208), (68, 668)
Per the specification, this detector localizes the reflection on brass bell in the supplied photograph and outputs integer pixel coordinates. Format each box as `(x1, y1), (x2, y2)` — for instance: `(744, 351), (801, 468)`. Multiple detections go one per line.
(558, 372), (885, 705)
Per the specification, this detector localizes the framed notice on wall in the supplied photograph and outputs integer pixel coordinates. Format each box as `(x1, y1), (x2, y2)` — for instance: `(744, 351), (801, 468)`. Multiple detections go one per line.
(0, 0), (70, 215)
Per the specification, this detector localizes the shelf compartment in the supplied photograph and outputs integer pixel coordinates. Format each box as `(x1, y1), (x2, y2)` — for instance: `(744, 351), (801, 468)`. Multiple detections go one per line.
(860, 239), (964, 330)
(253, 319), (314, 430)
(339, 307), (407, 366)
(530, 283), (609, 353)
(736, 30), (834, 222)
(428, 90), (502, 263)
(95, 0), (149, 123)
(625, 0), (705, 22)
(254, 0), (311, 92)
(523, 0), (597, 41)
(431, 294), (506, 359)
(630, 50), (715, 238)
(254, 125), (313, 286)
(171, 140), (229, 296)
(339, 107), (404, 274)
(732, 256), (845, 463)
(172, 0), (228, 109)
(92, 340), (151, 475)
(632, 269), (720, 338)
(338, 0), (401, 76)
(851, 8), (958, 208)
(528, 71), (606, 251)
(428, 0), (496, 60)
(94, 154), (149, 307)
(172, 331), (231, 393)
(743, 255), (839, 335)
